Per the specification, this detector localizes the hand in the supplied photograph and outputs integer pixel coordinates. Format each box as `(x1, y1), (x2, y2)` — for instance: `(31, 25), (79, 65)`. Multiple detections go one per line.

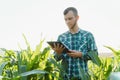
(67, 50), (82, 58)
(52, 43), (65, 55)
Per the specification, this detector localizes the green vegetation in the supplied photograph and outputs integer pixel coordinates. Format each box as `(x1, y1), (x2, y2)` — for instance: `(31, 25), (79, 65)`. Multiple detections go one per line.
(0, 35), (120, 80)
(0, 35), (65, 80)
(88, 46), (120, 80)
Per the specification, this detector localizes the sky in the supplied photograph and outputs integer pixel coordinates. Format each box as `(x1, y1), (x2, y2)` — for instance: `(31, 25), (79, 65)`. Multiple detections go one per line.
(0, 0), (120, 53)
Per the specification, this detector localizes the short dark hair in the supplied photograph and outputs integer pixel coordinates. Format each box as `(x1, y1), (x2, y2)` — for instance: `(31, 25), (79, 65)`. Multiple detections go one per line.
(63, 7), (78, 16)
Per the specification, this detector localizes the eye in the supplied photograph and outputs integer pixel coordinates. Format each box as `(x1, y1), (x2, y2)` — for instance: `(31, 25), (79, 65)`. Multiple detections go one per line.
(68, 17), (72, 20)
(64, 17), (73, 21)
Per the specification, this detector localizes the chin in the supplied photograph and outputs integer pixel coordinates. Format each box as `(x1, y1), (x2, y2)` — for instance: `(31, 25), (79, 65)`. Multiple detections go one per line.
(68, 26), (72, 28)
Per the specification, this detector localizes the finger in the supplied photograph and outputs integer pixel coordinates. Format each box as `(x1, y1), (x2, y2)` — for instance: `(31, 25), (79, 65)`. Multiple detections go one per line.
(56, 43), (59, 48)
(67, 53), (73, 56)
(53, 43), (56, 48)
(59, 44), (63, 48)
(52, 47), (56, 51)
(60, 45), (64, 49)
(68, 50), (73, 53)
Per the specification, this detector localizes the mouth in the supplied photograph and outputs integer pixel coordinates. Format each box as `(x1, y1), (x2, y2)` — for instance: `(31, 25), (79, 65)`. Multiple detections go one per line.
(67, 24), (72, 27)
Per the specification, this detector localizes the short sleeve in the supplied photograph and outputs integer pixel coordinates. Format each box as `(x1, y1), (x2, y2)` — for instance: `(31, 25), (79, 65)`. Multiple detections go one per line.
(84, 33), (98, 60)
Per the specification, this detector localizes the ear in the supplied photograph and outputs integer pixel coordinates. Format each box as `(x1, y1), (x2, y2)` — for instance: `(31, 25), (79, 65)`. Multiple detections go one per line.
(76, 15), (79, 20)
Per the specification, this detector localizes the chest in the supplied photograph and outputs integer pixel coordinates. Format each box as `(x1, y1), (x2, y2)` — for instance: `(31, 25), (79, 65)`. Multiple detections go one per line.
(61, 34), (88, 50)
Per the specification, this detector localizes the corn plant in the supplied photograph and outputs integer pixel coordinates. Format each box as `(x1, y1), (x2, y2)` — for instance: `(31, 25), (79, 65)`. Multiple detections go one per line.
(88, 57), (113, 80)
(0, 35), (65, 80)
(88, 46), (120, 80)
(0, 49), (20, 80)
(105, 46), (120, 72)
(1, 34), (119, 80)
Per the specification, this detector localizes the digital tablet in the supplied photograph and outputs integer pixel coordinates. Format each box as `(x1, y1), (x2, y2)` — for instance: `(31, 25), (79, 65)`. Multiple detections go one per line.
(47, 41), (69, 53)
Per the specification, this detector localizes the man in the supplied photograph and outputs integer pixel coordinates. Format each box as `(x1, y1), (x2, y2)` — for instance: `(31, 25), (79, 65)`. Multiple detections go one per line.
(52, 7), (98, 80)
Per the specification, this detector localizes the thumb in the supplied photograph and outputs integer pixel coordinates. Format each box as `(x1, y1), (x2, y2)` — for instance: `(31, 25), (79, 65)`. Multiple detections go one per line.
(68, 50), (73, 52)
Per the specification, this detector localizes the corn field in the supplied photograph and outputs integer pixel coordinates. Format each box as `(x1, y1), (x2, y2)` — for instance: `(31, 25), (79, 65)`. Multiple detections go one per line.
(0, 35), (120, 80)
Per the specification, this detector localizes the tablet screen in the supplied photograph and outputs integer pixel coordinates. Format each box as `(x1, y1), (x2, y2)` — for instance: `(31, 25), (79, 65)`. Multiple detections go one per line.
(47, 41), (69, 53)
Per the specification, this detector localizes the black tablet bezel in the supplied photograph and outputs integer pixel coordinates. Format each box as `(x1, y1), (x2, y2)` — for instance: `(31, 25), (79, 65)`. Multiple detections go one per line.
(47, 41), (69, 53)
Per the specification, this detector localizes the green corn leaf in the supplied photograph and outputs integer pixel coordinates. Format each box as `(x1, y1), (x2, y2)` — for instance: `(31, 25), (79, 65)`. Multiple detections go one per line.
(49, 72), (62, 80)
(19, 70), (48, 77)
(104, 46), (120, 56)
(87, 51), (101, 66)
(0, 62), (8, 75)
(78, 66), (90, 80)
(35, 40), (44, 54)
(105, 65), (112, 78)
(22, 34), (31, 53)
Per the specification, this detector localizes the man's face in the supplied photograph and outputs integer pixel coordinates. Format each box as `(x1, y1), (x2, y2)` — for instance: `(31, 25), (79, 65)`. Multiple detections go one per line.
(64, 11), (78, 29)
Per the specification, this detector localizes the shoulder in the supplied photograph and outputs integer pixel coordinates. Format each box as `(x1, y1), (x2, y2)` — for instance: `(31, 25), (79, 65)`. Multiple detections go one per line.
(57, 31), (69, 41)
(80, 29), (93, 36)
(80, 29), (96, 41)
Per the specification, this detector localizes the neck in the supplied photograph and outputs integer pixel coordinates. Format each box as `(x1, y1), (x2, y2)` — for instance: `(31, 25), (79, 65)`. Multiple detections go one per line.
(70, 25), (79, 34)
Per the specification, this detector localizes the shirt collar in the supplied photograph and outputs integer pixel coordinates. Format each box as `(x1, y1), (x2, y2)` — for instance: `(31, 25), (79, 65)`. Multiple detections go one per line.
(68, 28), (81, 34)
